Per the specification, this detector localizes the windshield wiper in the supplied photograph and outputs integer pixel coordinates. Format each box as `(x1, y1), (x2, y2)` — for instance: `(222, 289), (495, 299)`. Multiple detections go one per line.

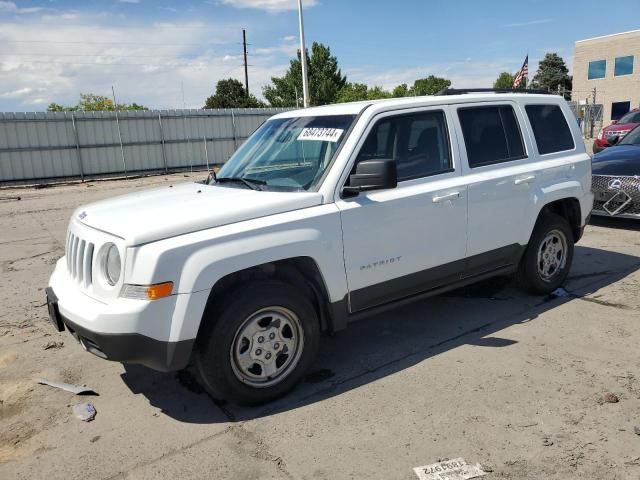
(216, 176), (266, 191)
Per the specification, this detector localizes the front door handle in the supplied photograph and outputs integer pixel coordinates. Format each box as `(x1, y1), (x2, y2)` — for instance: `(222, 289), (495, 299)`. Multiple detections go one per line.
(432, 191), (460, 203)
(514, 174), (536, 185)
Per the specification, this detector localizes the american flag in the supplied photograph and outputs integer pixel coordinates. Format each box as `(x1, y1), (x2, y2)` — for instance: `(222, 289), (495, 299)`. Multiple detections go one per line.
(513, 55), (529, 88)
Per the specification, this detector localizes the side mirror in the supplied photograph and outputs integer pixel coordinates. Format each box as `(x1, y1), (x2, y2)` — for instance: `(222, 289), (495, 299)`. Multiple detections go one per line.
(343, 159), (397, 195)
(204, 170), (216, 184)
(608, 135), (620, 146)
(611, 120), (619, 125)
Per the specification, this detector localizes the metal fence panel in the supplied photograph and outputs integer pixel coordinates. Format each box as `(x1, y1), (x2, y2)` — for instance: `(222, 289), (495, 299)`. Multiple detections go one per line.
(0, 107), (290, 185)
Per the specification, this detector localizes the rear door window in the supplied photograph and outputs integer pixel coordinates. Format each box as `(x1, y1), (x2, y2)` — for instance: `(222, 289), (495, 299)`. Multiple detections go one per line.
(525, 104), (575, 154)
(458, 105), (526, 168)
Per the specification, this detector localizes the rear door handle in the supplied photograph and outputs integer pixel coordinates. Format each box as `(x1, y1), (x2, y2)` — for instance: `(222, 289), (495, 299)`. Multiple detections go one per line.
(514, 174), (536, 185)
(432, 191), (460, 203)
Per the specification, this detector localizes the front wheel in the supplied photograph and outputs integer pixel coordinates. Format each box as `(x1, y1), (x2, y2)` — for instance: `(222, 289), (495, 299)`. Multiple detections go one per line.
(517, 213), (574, 294)
(195, 281), (319, 406)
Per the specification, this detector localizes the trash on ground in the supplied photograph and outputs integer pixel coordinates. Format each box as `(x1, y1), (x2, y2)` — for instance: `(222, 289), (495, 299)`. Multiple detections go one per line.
(603, 392), (619, 403)
(37, 379), (98, 395)
(413, 458), (487, 480)
(42, 341), (64, 350)
(542, 437), (554, 446)
(72, 402), (96, 422)
(551, 287), (569, 298)
(633, 426), (640, 436)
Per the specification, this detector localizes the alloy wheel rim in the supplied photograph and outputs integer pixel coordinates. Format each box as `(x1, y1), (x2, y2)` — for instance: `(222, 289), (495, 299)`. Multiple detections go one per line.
(536, 229), (568, 282)
(230, 306), (304, 388)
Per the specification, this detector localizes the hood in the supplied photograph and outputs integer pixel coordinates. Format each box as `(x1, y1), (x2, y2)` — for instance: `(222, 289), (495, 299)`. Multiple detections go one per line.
(603, 122), (638, 133)
(74, 182), (323, 245)
(592, 145), (640, 176)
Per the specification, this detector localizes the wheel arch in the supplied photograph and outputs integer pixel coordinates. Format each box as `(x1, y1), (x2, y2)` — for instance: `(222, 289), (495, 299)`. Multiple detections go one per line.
(536, 197), (583, 243)
(533, 197), (583, 243)
(195, 257), (336, 345)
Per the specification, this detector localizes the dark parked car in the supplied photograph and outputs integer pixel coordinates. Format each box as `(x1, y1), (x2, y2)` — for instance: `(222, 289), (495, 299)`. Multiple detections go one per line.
(592, 125), (640, 219)
(593, 108), (640, 154)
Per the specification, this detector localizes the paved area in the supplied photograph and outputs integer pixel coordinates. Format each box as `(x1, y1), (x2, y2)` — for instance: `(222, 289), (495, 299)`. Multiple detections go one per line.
(1, 173), (639, 480)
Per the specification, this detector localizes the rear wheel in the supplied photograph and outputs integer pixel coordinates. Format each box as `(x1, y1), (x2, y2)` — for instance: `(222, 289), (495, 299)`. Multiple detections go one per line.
(195, 281), (319, 406)
(517, 213), (574, 294)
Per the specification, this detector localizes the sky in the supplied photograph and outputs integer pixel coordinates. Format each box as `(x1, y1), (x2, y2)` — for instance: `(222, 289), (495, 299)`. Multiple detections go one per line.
(0, 0), (639, 111)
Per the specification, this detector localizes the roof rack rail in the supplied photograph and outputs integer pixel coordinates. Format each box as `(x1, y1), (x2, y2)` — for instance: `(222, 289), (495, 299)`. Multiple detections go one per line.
(437, 88), (552, 95)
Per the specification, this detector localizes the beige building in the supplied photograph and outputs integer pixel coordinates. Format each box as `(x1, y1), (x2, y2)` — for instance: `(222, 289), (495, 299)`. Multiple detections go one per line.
(572, 30), (640, 122)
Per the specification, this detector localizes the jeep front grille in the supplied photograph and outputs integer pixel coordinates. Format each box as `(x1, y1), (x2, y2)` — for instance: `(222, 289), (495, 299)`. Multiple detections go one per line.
(65, 231), (95, 287)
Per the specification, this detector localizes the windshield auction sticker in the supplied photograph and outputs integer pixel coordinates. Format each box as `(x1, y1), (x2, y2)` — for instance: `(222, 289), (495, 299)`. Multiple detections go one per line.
(413, 458), (487, 480)
(297, 127), (344, 142)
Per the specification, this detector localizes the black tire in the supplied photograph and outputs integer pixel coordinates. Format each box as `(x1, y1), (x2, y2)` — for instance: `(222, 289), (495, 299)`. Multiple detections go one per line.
(517, 213), (574, 294)
(194, 280), (320, 406)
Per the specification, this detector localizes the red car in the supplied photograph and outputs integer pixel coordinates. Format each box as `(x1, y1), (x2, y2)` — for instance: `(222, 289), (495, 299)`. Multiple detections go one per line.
(594, 108), (640, 153)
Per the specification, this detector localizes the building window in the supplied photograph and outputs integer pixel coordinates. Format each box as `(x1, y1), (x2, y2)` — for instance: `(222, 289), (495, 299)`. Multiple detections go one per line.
(614, 56), (634, 76)
(611, 101), (631, 121)
(588, 59), (606, 79)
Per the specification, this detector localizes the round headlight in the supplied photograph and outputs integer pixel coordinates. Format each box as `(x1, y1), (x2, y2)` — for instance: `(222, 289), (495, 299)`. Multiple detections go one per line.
(104, 244), (121, 286)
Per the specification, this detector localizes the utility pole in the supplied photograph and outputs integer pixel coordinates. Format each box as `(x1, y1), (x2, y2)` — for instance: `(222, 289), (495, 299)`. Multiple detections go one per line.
(590, 87), (597, 139)
(242, 29), (249, 97)
(297, 0), (310, 108)
(111, 85), (127, 178)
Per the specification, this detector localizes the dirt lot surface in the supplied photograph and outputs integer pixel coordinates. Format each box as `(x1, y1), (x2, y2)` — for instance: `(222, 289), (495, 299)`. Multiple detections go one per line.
(1, 173), (639, 480)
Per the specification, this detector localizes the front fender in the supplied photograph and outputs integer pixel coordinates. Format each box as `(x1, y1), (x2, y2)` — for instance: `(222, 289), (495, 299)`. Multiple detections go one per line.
(127, 205), (347, 342)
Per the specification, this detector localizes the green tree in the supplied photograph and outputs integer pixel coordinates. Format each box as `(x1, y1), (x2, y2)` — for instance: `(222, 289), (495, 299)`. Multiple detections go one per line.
(47, 102), (76, 112)
(47, 93), (148, 112)
(532, 53), (571, 94)
(263, 42), (347, 107)
(203, 78), (264, 109)
(367, 86), (392, 100)
(392, 83), (410, 98)
(409, 75), (451, 96)
(336, 83), (369, 103)
(493, 72), (515, 89)
(336, 83), (391, 103)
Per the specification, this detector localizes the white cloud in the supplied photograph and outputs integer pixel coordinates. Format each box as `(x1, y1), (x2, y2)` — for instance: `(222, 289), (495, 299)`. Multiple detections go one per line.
(0, 13), (293, 111)
(118, 0), (142, 4)
(220, 0), (317, 12)
(0, 1), (45, 14)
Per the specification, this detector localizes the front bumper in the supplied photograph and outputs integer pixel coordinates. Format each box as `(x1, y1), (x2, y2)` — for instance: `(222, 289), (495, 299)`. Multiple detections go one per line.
(592, 175), (640, 219)
(48, 259), (194, 371)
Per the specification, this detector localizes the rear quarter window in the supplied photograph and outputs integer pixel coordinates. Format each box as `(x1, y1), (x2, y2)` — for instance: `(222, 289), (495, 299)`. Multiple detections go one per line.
(525, 104), (575, 155)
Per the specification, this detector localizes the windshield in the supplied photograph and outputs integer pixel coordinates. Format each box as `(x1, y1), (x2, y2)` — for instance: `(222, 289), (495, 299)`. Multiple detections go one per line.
(213, 114), (356, 191)
(617, 110), (640, 124)
(618, 125), (640, 146)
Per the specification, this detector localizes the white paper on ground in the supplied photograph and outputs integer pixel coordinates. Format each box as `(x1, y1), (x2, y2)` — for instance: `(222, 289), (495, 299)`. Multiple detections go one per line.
(413, 458), (487, 480)
(297, 128), (344, 142)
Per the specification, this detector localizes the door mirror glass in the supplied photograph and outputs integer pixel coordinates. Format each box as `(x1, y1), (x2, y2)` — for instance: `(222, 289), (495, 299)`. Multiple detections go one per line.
(343, 159), (397, 194)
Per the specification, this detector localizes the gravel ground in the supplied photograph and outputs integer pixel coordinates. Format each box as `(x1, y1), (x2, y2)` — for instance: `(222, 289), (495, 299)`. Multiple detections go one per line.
(1, 173), (639, 480)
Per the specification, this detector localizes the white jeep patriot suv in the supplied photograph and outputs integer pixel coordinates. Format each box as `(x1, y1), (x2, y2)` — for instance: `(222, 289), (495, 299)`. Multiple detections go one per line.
(47, 90), (593, 405)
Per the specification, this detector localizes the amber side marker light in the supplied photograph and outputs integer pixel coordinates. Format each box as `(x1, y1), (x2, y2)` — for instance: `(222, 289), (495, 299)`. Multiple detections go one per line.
(122, 282), (173, 300)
